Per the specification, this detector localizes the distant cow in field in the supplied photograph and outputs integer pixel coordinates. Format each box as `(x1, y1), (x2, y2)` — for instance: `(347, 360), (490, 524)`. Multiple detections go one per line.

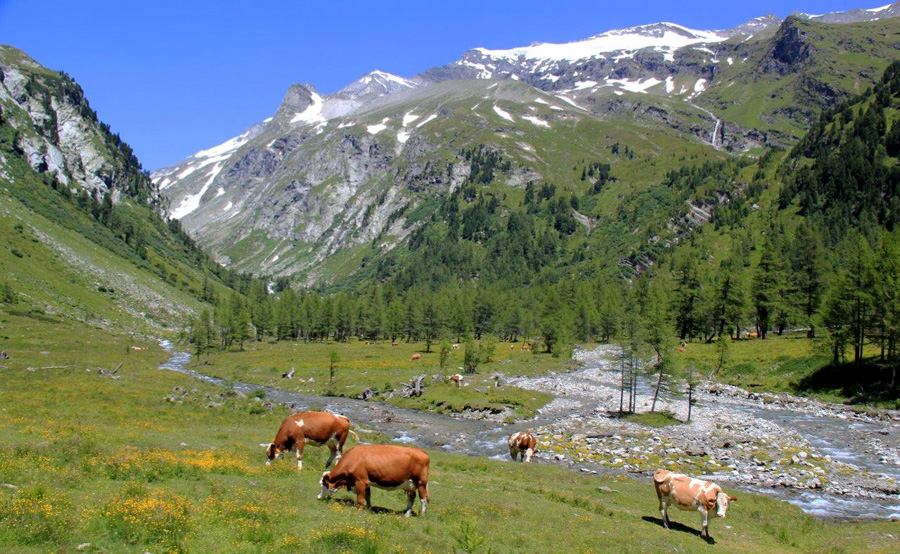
(675, 341), (687, 353)
(745, 331), (758, 339)
(449, 374), (464, 388)
(392, 340), (399, 347)
(521, 343), (532, 352)
(452, 343), (460, 350)
(411, 353), (421, 361)
(510, 344), (516, 350)
(653, 469), (736, 539)
(508, 430), (537, 463)
(265, 411), (358, 470)
(318, 444), (430, 517)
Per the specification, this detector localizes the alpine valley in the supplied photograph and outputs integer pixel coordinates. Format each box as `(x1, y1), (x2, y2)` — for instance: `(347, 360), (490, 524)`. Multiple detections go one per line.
(4, 2), (900, 550)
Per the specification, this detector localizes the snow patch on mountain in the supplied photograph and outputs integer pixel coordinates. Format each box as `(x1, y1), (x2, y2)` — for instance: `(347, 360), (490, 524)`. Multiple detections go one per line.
(473, 22), (727, 63)
(493, 105), (514, 122)
(367, 118), (389, 135)
(521, 115), (550, 128)
(291, 92), (326, 124)
(416, 114), (437, 128)
(402, 112), (420, 126)
(608, 77), (662, 93)
(193, 127), (255, 159)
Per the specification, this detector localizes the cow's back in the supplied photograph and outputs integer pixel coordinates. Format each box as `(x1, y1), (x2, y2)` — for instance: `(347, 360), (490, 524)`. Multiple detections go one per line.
(334, 445), (429, 484)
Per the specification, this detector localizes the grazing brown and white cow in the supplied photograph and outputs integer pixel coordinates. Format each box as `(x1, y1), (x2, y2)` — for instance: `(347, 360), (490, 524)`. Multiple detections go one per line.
(318, 444), (430, 517)
(653, 469), (736, 539)
(265, 411), (358, 470)
(449, 374), (464, 388)
(508, 430), (537, 463)
(410, 353), (421, 361)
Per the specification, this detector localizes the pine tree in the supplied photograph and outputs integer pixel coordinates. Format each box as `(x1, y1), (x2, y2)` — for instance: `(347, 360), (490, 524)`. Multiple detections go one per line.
(421, 297), (442, 353)
(790, 223), (825, 338)
(644, 279), (673, 413)
(751, 238), (785, 339)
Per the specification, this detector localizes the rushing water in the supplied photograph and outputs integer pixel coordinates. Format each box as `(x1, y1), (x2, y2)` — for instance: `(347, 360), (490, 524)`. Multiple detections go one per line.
(158, 340), (899, 519)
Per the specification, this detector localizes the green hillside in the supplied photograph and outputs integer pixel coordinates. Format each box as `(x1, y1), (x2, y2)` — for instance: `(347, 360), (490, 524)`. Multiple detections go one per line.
(0, 46), (256, 333)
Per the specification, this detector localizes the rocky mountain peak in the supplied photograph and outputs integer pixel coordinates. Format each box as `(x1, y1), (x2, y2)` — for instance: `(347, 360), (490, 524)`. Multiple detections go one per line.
(273, 83), (318, 122)
(727, 14), (783, 37)
(336, 70), (418, 101)
(761, 16), (813, 75)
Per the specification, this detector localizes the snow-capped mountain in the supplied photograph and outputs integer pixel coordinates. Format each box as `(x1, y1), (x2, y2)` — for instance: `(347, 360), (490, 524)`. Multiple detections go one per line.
(797, 2), (900, 23)
(151, 2), (900, 282)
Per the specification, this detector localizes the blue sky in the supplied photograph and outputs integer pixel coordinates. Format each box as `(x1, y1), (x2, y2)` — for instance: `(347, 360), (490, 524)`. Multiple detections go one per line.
(0, 0), (880, 169)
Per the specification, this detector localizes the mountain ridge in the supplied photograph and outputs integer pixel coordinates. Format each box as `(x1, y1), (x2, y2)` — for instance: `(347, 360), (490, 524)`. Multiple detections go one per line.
(150, 1), (900, 285)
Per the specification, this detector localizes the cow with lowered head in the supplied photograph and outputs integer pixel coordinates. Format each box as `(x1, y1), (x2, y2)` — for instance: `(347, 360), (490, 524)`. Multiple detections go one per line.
(508, 430), (537, 463)
(265, 410), (357, 470)
(318, 444), (430, 517)
(653, 469), (736, 539)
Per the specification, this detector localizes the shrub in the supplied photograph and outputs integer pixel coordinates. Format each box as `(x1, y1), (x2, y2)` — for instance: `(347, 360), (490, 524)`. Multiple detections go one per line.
(100, 489), (190, 549)
(0, 487), (71, 544)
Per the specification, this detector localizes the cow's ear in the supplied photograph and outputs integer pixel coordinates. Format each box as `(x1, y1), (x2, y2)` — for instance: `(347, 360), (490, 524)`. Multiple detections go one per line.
(729, 495), (737, 502)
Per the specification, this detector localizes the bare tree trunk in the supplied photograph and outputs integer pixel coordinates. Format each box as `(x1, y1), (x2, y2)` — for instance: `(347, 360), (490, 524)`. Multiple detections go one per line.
(619, 354), (625, 415)
(686, 366), (694, 422)
(651, 364), (664, 413)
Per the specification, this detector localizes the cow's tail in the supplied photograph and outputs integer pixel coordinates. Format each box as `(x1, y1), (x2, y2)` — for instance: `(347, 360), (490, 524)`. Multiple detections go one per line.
(347, 429), (361, 442)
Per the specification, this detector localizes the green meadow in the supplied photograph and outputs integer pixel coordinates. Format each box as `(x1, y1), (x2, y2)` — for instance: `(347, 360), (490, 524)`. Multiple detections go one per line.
(0, 314), (897, 552)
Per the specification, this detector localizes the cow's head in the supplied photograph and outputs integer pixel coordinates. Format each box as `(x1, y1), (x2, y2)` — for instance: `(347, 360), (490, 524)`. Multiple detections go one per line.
(716, 492), (736, 517)
(318, 471), (338, 500)
(265, 443), (284, 465)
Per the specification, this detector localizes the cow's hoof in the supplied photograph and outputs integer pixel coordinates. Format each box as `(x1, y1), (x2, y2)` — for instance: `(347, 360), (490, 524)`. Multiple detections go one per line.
(404, 511), (412, 518)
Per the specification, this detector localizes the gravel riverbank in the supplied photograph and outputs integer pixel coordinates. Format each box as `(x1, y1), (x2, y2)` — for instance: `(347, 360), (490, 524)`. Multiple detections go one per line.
(510, 345), (900, 518)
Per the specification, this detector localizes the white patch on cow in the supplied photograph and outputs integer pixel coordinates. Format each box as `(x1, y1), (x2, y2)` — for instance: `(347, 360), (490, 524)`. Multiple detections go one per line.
(295, 419), (305, 428)
(716, 492), (730, 517)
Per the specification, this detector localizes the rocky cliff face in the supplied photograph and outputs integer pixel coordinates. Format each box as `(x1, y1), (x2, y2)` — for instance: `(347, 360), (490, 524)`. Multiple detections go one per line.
(0, 45), (159, 206)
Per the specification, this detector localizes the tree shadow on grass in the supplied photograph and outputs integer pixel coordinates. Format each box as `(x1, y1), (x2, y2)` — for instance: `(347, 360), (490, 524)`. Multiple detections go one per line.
(642, 516), (716, 545)
(792, 360), (900, 405)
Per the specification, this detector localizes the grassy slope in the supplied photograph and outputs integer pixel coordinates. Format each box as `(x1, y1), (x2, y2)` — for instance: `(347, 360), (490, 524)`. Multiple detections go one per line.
(702, 18), (899, 139)
(0, 315), (896, 553)
(194, 339), (557, 419)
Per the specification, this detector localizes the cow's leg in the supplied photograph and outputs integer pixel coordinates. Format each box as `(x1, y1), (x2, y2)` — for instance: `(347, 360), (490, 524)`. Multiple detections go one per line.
(336, 430), (348, 462)
(660, 499), (670, 529)
(324, 437), (338, 469)
(699, 506), (709, 539)
(355, 481), (369, 509)
(418, 482), (428, 516)
(509, 447), (518, 461)
(405, 490), (416, 517)
(296, 439), (305, 470)
(524, 448), (534, 463)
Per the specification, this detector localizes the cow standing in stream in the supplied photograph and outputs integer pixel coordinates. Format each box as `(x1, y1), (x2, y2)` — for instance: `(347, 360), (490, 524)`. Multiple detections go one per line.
(318, 444), (430, 517)
(265, 411), (358, 470)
